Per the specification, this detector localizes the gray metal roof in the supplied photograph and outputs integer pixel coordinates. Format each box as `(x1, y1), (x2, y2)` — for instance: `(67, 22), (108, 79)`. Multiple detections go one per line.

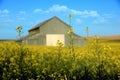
(28, 16), (70, 32)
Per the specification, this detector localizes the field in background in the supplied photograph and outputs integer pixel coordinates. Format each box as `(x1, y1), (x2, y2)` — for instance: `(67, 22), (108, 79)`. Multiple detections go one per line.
(100, 40), (120, 52)
(0, 40), (120, 79)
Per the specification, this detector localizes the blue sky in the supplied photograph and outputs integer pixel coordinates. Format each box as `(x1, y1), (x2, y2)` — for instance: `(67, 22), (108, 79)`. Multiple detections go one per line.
(0, 0), (120, 39)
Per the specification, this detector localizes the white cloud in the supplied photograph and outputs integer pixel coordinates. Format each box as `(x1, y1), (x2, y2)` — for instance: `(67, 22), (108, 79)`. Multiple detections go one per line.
(0, 9), (9, 14)
(0, 14), (9, 18)
(93, 17), (107, 24)
(84, 10), (99, 17)
(76, 19), (82, 24)
(34, 9), (42, 13)
(18, 17), (26, 21)
(71, 10), (99, 17)
(16, 11), (27, 20)
(19, 11), (26, 15)
(71, 9), (82, 15)
(2, 19), (13, 23)
(32, 5), (100, 18)
(0, 9), (13, 27)
(43, 5), (99, 18)
(17, 11), (26, 16)
(103, 14), (113, 18)
(0, 19), (14, 27)
(46, 5), (68, 13)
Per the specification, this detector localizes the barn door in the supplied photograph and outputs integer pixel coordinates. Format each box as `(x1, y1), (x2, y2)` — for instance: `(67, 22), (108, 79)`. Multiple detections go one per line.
(46, 34), (65, 46)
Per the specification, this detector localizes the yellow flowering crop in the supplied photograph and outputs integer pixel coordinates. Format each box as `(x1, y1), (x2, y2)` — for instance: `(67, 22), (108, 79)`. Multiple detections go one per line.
(67, 28), (74, 35)
(0, 40), (120, 79)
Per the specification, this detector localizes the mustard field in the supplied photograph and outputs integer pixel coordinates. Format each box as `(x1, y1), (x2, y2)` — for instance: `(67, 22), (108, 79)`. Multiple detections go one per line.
(0, 40), (120, 80)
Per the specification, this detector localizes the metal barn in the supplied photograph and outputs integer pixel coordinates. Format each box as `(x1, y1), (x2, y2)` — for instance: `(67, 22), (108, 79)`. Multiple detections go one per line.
(22, 16), (86, 46)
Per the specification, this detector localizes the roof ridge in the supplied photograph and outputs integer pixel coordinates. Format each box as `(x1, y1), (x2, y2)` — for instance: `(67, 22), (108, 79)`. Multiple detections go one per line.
(29, 16), (59, 31)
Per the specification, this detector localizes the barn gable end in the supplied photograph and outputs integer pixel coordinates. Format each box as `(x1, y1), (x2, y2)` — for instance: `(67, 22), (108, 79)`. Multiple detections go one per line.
(29, 27), (40, 35)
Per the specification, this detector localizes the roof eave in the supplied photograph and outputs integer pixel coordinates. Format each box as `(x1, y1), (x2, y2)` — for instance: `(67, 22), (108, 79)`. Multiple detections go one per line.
(28, 27), (39, 32)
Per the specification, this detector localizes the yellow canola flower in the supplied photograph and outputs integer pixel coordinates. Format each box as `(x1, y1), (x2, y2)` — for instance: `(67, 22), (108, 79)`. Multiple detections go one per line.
(31, 54), (35, 60)
(56, 40), (64, 47)
(13, 70), (16, 73)
(67, 29), (74, 35)
(16, 25), (22, 30)
(16, 25), (22, 32)
(10, 57), (14, 62)
(94, 35), (100, 40)
(107, 45), (111, 50)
